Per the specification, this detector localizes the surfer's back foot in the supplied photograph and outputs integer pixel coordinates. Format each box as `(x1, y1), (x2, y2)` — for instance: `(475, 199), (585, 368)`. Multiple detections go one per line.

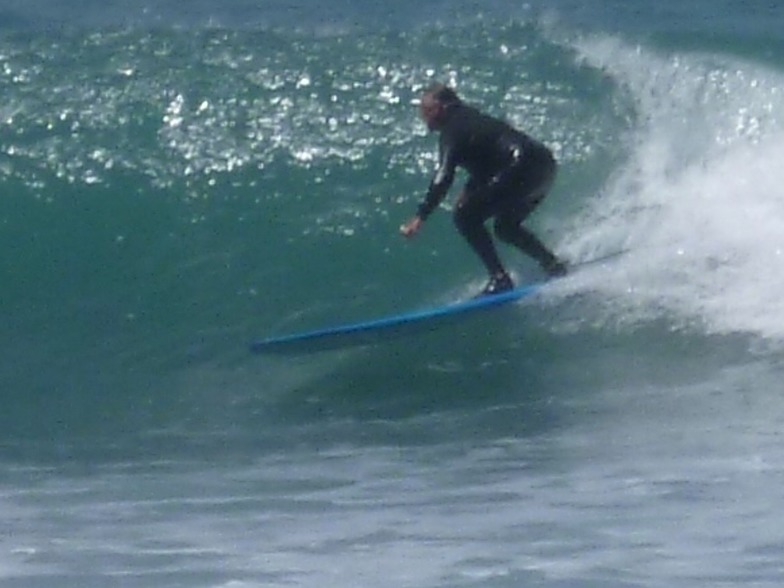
(477, 272), (514, 297)
(542, 257), (568, 278)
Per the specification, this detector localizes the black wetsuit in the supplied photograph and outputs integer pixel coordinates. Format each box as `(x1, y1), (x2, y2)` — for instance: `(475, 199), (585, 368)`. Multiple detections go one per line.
(417, 102), (560, 277)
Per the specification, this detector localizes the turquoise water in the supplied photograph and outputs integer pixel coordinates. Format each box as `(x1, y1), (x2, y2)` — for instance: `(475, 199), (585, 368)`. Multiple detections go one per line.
(3, 2), (784, 586)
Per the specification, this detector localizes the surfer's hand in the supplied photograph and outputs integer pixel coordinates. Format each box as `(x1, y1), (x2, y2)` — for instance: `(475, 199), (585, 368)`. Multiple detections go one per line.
(400, 216), (423, 238)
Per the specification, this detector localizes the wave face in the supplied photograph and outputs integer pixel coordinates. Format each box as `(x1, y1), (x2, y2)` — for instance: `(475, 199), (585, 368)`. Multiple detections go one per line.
(0, 18), (633, 444)
(3, 2), (784, 587)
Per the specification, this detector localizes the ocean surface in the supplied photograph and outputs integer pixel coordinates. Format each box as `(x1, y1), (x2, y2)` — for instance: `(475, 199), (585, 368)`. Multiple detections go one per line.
(3, 1), (784, 586)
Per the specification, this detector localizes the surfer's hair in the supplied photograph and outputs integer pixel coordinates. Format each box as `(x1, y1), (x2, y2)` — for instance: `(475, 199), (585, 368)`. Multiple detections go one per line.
(423, 83), (462, 107)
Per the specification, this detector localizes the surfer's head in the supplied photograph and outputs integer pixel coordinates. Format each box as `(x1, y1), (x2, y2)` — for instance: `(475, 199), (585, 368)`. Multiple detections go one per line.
(419, 83), (461, 131)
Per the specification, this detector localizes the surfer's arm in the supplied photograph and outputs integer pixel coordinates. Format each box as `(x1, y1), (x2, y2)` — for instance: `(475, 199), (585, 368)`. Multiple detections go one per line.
(400, 172), (451, 238)
(401, 149), (454, 238)
(416, 139), (456, 220)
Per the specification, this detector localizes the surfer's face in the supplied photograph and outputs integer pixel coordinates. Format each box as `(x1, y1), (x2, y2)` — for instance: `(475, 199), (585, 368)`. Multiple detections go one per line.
(419, 94), (444, 131)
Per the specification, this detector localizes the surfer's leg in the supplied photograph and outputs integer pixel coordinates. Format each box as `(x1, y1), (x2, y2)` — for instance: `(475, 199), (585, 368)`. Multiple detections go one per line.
(495, 218), (564, 275)
(492, 156), (567, 276)
(453, 187), (513, 293)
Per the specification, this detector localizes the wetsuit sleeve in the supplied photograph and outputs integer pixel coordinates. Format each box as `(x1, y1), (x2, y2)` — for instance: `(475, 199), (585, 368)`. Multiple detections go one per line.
(417, 137), (456, 220)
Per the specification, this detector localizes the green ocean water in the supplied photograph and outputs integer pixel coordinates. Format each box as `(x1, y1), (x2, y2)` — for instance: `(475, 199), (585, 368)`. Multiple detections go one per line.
(1, 22), (630, 444)
(4, 4), (784, 586)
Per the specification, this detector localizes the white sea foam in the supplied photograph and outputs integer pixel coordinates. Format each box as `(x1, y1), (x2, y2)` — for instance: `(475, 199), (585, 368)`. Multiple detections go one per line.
(564, 36), (784, 341)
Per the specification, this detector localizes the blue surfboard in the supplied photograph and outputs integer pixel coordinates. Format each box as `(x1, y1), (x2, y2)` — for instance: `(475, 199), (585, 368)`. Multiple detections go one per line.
(250, 281), (543, 355)
(249, 250), (626, 355)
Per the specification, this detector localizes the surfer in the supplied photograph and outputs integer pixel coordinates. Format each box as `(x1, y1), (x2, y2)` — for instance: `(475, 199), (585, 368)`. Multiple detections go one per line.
(401, 83), (567, 296)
